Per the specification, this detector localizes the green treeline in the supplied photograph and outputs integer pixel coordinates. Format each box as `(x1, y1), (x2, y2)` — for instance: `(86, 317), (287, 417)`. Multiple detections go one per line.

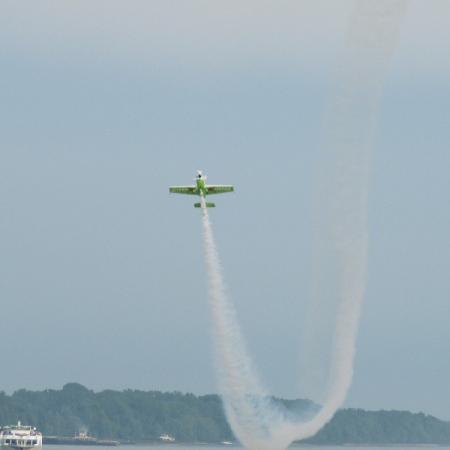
(308, 409), (450, 445)
(0, 383), (449, 444)
(0, 383), (233, 443)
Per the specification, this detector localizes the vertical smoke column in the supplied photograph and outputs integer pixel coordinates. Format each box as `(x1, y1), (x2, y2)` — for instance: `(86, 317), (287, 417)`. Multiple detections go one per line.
(200, 196), (291, 450)
(294, 0), (409, 441)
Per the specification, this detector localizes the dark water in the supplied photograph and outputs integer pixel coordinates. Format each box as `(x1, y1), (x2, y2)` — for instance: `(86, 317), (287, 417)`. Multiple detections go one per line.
(51, 445), (450, 450)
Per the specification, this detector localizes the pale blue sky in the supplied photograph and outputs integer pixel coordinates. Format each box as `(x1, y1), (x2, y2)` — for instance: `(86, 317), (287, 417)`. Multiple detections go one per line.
(0, 1), (449, 420)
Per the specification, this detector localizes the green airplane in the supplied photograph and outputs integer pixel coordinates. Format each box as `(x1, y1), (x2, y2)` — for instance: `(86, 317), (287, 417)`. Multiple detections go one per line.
(169, 170), (234, 208)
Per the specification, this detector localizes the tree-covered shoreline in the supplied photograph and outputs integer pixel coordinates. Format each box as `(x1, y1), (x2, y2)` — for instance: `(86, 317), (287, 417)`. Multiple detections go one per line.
(0, 383), (449, 445)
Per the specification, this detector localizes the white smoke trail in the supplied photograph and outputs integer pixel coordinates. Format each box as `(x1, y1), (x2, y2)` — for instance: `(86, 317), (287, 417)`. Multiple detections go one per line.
(200, 196), (293, 450)
(294, 0), (410, 440)
(200, 2), (409, 450)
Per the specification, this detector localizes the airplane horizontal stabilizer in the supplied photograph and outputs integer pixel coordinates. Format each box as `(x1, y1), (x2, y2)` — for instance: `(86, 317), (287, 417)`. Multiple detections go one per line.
(194, 202), (215, 208)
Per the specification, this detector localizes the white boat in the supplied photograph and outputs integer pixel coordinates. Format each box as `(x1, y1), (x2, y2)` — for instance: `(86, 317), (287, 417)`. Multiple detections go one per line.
(0, 422), (42, 450)
(159, 434), (175, 443)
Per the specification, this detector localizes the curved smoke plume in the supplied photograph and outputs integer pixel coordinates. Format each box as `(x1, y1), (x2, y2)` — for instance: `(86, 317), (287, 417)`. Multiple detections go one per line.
(200, 2), (409, 450)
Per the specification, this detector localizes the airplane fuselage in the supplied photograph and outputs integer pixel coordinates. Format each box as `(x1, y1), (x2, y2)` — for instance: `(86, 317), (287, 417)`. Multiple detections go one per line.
(196, 177), (207, 196)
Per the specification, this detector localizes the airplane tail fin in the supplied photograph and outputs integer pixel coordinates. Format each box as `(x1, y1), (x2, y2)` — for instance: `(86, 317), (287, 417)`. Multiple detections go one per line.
(194, 202), (215, 208)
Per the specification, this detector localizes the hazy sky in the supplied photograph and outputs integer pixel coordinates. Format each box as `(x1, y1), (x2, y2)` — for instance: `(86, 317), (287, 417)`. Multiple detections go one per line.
(1, 1), (449, 420)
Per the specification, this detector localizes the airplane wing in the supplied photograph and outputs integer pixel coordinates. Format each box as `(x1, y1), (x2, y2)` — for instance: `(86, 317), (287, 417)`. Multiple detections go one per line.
(169, 186), (198, 195)
(205, 185), (234, 195)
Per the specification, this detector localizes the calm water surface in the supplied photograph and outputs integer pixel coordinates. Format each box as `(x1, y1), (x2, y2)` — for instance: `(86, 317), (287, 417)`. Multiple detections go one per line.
(53, 445), (450, 450)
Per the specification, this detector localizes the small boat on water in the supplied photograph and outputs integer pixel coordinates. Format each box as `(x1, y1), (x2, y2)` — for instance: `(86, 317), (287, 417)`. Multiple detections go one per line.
(159, 434), (175, 443)
(0, 422), (42, 450)
(43, 431), (119, 446)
